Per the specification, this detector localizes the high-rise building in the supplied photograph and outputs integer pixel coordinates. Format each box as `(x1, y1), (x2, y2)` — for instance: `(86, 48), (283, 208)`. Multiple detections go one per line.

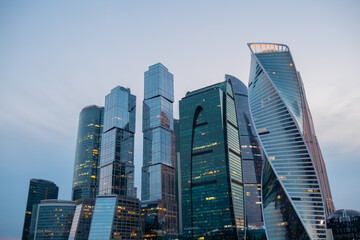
(226, 75), (267, 239)
(141, 63), (177, 239)
(174, 119), (182, 237)
(29, 199), (76, 240)
(72, 105), (104, 201)
(247, 43), (333, 239)
(22, 179), (59, 240)
(68, 198), (95, 240)
(89, 86), (142, 239)
(98, 86), (136, 197)
(178, 80), (245, 239)
(298, 73), (335, 217)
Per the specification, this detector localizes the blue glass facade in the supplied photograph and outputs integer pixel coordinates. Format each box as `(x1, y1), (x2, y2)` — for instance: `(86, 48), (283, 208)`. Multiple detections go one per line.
(248, 43), (327, 240)
(179, 80), (245, 239)
(89, 196), (117, 239)
(72, 105), (104, 201)
(141, 63), (177, 239)
(22, 179), (59, 240)
(99, 86), (136, 197)
(30, 200), (76, 240)
(226, 75), (266, 236)
(90, 86), (141, 239)
(88, 195), (142, 240)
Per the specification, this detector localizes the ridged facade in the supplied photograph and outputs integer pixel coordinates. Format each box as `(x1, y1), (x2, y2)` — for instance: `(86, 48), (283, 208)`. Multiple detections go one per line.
(247, 43), (329, 240)
(297, 73), (335, 217)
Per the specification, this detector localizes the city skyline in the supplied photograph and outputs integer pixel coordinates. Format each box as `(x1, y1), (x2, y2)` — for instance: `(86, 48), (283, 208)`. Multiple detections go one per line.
(1, 1), (359, 239)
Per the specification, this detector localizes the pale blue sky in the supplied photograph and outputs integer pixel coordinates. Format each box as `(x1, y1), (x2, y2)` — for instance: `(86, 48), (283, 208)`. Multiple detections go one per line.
(0, 1), (359, 238)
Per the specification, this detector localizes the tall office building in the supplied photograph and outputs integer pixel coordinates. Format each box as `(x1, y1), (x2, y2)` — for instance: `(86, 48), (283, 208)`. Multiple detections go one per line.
(98, 86), (136, 197)
(29, 200), (76, 240)
(72, 105), (104, 201)
(298, 73), (335, 217)
(247, 43), (333, 239)
(174, 119), (182, 237)
(141, 63), (177, 239)
(22, 179), (59, 240)
(179, 80), (245, 239)
(68, 198), (95, 240)
(89, 86), (142, 239)
(226, 75), (266, 239)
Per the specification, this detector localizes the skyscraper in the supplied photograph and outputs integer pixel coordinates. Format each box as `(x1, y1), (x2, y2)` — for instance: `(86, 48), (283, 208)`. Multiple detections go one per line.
(226, 75), (266, 238)
(89, 86), (142, 239)
(298, 73), (335, 217)
(141, 63), (177, 239)
(29, 199), (76, 240)
(22, 179), (59, 240)
(247, 43), (332, 239)
(72, 105), (104, 201)
(178, 80), (245, 239)
(99, 86), (136, 197)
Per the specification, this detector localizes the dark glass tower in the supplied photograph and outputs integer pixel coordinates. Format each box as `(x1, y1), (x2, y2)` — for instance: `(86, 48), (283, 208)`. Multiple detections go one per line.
(72, 105), (104, 201)
(226, 75), (266, 238)
(247, 43), (331, 239)
(22, 179), (59, 240)
(179, 80), (245, 239)
(89, 86), (142, 239)
(68, 198), (95, 240)
(141, 63), (177, 239)
(29, 200), (76, 240)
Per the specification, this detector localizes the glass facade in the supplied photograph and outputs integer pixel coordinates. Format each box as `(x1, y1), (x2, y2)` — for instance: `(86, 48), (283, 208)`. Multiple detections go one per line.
(22, 179), (59, 240)
(72, 105), (104, 201)
(68, 198), (95, 240)
(226, 75), (266, 234)
(30, 200), (76, 240)
(89, 195), (142, 240)
(99, 86), (136, 197)
(298, 73), (335, 217)
(89, 86), (141, 239)
(247, 43), (329, 240)
(179, 80), (245, 239)
(141, 63), (177, 239)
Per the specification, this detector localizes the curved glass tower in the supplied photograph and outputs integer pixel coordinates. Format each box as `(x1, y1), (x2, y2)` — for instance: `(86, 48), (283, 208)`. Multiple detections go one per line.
(247, 43), (330, 240)
(226, 75), (266, 237)
(72, 105), (104, 201)
(179, 80), (245, 239)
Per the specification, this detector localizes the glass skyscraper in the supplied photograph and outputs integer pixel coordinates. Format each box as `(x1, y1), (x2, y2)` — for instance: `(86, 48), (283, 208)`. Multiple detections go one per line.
(226, 75), (267, 238)
(29, 199), (76, 240)
(141, 63), (177, 239)
(72, 105), (104, 201)
(178, 80), (245, 239)
(22, 179), (59, 240)
(247, 43), (333, 239)
(298, 73), (335, 217)
(89, 86), (142, 239)
(98, 86), (136, 197)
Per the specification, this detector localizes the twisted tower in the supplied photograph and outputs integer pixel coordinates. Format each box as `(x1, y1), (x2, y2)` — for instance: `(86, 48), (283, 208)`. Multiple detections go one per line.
(247, 43), (333, 240)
